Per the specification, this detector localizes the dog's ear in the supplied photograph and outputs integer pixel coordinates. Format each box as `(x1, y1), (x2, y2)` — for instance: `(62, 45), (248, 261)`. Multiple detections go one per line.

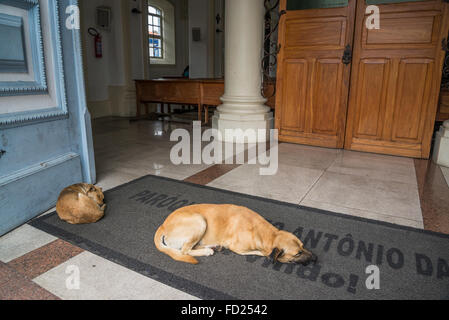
(270, 248), (284, 264)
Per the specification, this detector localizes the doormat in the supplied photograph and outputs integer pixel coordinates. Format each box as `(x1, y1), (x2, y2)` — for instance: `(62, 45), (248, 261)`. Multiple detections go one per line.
(30, 175), (449, 300)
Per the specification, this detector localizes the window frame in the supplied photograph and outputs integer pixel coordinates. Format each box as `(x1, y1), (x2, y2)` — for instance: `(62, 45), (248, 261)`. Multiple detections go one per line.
(144, 0), (175, 67)
(148, 5), (163, 60)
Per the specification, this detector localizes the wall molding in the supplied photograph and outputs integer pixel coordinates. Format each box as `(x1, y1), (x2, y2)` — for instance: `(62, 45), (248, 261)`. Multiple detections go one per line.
(0, 0), (68, 127)
(0, 0), (47, 96)
(0, 13), (27, 73)
(0, 152), (80, 187)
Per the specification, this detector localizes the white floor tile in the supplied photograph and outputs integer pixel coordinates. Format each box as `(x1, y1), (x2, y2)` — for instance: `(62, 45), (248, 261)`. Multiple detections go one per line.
(33, 251), (199, 300)
(208, 163), (324, 204)
(96, 170), (141, 191)
(277, 143), (341, 170)
(301, 198), (424, 229)
(0, 224), (57, 263)
(304, 171), (423, 221)
(328, 150), (417, 185)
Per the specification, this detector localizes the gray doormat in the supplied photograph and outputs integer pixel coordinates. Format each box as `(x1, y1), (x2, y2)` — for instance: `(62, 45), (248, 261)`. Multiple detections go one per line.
(30, 175), (449, 300)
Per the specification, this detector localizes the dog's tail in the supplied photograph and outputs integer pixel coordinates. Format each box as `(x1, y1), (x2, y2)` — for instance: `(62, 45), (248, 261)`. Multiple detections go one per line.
(154, 226), (199, 265)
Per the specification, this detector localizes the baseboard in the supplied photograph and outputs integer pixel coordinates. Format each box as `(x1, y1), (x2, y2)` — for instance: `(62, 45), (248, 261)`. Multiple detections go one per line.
(109, 85), (137, 117)
(87, 100), (112, 119)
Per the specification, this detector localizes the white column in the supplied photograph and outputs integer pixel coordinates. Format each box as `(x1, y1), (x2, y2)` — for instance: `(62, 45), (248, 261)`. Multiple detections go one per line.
(212, 0), (273, 143)
(433, 120), (449, 167)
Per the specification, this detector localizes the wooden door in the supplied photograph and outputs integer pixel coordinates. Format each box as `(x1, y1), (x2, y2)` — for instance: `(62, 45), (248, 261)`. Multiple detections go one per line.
(275, 0), (356, 148)
(345, 0), (449, 158)
(0, 0), (95, 235)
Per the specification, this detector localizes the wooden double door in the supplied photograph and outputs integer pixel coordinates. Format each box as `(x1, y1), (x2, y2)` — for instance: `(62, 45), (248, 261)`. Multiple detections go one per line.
(275, 0), (449, 158)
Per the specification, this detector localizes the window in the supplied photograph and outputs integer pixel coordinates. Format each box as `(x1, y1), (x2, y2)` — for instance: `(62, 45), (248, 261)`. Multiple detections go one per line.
(146, 0), (175, 65)
(148, 5), (163, 59)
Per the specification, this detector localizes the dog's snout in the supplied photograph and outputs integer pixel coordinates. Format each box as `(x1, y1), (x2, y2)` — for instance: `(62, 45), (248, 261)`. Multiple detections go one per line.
(296, 251), (318, 266)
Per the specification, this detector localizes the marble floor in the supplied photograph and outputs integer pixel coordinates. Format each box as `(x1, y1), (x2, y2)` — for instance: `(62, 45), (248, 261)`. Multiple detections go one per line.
(1, 117), (449, 300)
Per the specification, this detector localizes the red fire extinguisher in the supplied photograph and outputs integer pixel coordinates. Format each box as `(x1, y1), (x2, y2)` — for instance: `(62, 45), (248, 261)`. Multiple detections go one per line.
(88, 28), (102, 58)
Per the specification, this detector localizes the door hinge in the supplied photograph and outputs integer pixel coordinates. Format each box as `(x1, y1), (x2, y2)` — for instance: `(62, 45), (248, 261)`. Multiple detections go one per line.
(342, 45), (353, 65)
(0, 150), (6, 158)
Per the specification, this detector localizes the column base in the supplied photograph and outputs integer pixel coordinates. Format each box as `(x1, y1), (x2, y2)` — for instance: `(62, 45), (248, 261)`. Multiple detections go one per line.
(433, 121), (449, 167)
(212, 110), (274, 143)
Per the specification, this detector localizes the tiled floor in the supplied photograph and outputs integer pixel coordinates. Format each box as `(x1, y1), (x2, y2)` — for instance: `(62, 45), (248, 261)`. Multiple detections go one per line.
(209, 144), (424, 228)
(0, 225), (57, 263)
(1, 117), (449, 300)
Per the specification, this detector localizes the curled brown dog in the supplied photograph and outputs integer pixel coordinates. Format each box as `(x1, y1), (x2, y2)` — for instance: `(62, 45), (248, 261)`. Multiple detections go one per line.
(154, 204), (317, 265)
(56, 183), (106, 225)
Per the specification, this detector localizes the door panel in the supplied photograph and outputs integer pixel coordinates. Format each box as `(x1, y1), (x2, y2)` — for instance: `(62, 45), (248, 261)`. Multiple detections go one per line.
(353, 59), (390, 139)
(276, 0), (356, 148)
(312, 59), (343, 135)
(363, 11), (439, 47)
(0, 0), (95, 235)
(280, 60), (308, 132)
(345, 0), (449, 158)
(285, 18), (347, 48)
(391, 59), (433, 142)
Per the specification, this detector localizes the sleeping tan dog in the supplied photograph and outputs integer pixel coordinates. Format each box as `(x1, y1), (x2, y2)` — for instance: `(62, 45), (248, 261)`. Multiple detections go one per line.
(56, 184), (106, 224)
(154, 204), (317, 265)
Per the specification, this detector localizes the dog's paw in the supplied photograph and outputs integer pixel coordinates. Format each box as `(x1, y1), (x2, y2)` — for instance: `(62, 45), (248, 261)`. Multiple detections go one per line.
(205, 248), (215, 256)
